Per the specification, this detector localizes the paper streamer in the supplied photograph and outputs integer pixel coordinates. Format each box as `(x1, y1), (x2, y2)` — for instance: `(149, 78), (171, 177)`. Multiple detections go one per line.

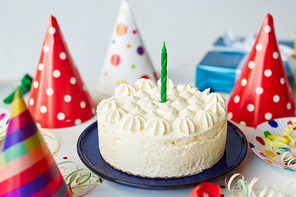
(272, 142), (296, 171)
(57, 161), (101, 196)
(265, 120), (296, 148)
(39, 127), (59, 155)
(0, 130), (6, 140)
(224, 172), (296, 196)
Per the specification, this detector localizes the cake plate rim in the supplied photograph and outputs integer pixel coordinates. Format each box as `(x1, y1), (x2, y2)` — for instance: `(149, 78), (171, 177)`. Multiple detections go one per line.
(77, 120), (248, 190)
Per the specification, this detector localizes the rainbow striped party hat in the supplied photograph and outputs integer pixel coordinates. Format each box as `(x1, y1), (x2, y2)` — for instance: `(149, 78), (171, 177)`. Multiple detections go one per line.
(0, 88), (72, 197)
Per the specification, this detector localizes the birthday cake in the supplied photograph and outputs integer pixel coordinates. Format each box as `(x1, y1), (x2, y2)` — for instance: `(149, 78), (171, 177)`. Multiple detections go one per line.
(97, 78), (227, 178)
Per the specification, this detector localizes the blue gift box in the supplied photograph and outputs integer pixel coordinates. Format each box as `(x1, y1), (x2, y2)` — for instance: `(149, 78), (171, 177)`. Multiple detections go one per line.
(196, 37), (294, 93)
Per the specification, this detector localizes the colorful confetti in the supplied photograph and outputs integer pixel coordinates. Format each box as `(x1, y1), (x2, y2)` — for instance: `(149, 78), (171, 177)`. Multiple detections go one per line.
(256, 136), (265, 145)
(250, 117), (296, 173)
(39, 127), (59, 155)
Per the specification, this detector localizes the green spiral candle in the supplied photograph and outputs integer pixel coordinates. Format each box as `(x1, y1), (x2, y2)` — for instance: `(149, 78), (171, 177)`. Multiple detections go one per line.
(161, 42), (167, 103)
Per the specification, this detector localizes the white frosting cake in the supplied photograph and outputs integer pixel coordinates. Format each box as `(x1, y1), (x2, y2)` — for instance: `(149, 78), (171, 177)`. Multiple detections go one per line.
(97, 78), (227, 178)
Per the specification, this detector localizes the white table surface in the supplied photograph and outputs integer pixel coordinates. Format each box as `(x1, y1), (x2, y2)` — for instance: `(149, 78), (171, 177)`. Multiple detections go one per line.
(0, 65), (295, 197)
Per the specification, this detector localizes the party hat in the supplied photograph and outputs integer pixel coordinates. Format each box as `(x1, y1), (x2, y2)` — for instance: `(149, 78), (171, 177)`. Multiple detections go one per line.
(28, 15), (96, 128)
(0, 88), (72, 197)
(97, 0), (158, 97)
(227, 14), (296, 127)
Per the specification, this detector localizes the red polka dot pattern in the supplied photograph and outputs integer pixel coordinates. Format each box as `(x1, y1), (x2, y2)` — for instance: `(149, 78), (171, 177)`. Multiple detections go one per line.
(28, 15), (96, 128)
(227, 14), (296, 127)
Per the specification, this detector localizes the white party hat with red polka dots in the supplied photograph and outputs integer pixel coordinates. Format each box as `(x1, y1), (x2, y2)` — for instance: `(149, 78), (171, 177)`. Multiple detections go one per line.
(28, 15), (96, 128)
(227, 14), (296, 127)
(97, 0), (158, 97)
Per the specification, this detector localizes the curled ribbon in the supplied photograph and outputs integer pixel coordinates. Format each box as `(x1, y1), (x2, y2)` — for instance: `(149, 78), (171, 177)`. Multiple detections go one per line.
(266, 134), (289, 148)
(223, 30), (255, 52)
(265, 120), (295, 148)
(221, 31), (296, 83)
(272, 142), (296, 171)
(283, 120), (296, 147)
(57, 160), (101, 197)
(224, 172), (296, 197)
(0, 129), (6, 140)
(38, 127), (59, 155)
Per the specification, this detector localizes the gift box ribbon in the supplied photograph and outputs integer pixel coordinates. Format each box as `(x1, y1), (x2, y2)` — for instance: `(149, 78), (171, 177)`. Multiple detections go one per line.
(209, 30), (295, 84)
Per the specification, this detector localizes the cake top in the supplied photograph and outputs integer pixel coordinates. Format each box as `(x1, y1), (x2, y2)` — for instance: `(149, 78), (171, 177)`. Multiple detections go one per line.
(97, 78), (227, 138)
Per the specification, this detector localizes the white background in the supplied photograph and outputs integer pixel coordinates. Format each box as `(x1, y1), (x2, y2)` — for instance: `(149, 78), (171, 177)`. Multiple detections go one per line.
(1, 1), (296, 196)
(1, 0), (296, 84)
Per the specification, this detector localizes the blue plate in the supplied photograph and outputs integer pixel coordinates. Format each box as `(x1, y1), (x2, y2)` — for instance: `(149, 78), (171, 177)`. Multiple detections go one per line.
(77, 121), (247, 189)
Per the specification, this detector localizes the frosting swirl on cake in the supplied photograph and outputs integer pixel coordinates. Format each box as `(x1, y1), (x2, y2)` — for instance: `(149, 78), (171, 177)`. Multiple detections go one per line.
(172, 117), (196, 136)
(121, 101), (137, 112)
(179, 108), (194, 118)
(137, 97), (155, 106)
(205, 92), (225, 104)
(97, 98), (120, 113)
(104, 107), (127, 124)
(144, 111), (160, 120)
(135, 78), (156, 92)
(119, 114), (145, 132)
(144, 117), (170, 136)
(187, 102), (202, 112)
(171, 100), (188, 111)
(97, 79), (227, 137)
(115, 84), (136, 96)
(204, 101), (227, 117)
(193, 110), (218, 127)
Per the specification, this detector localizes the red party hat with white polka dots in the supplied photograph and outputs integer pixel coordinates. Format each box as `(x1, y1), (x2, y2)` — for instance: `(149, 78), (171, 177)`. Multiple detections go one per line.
(227, 14), (296, 127)
(28, 15), (96, 128)
(97, 0), (158, 97)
